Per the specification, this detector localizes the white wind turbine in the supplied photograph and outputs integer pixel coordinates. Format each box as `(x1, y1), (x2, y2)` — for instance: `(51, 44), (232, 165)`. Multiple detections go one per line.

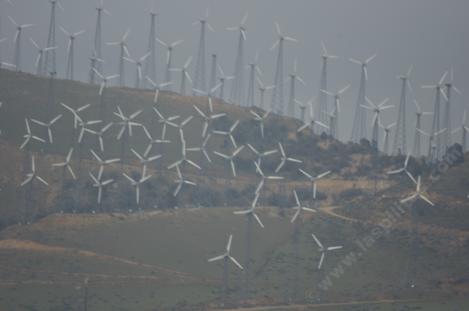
(214, 145), (245, 177)
(247, 144), (277, 166)
(60, 102), (90, 130)
(213, 120), (240, 148)
(400, 176), (434, 206)
(31, 114), (62, 144)
(131, 147), (161, 177)
(92, 68), (120, 96)
(142, 125), (171, 156)
(317, 41), (339, 125)
(256, 77), (275, 110)
(85, 122), (113, 152)
(312, 233), (343, 270)
(21, 156), (49, 187)
(234, 193), (264, 228)
(8, 16), (34, 72)
(253, 161), (283, 194)
(250, 109), (270, 138)
(290, 190), (317, 223)
(187, 133), (212, 164)
(123, 170), (152, 206)
(173, 164), (196, 197)
(156, 38), (184, 91)
(20, 119), (45, 150)
(152, 107), (179, 139)
(362, 97), (393, 151)
(168, 139), (201, 171)
(298, 169), (331, 198)
(170, 56), (193, 95)
(321, 84), (350, 139)
(297, 99), (329, 135)
(381, 122), (396, 155)
(217, 64), (234, 101)
(114, 106), (142, 140)
(412, 100), (433, 158)
(124, 51), (151, 88)
(146, 77), (173, 103)
(193, 100), (226, 138)
(417, 127), (447, 163)
(387, 153), (416, 184)
(90, 149), (120, 171)
(208, 234), (243, 304)
(30, 38), (56, 76)
(246, 51), (263, 108)
(106, 29), (130, 87)
(286, 60), (306, 117)
(452, 110), (469, 152)
(192, 8), (214, 95)
(52, 148), (76, 180)
(275, 142), (302, 173)
(77, 119), (102, 144)
(89, 166), (114, 206)
(60, 26), (85, 80)
(174, 116), (193, 141)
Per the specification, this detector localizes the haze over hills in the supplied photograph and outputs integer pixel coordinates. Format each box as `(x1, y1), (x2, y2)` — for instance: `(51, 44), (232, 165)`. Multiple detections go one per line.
(0, 68), (468, 310)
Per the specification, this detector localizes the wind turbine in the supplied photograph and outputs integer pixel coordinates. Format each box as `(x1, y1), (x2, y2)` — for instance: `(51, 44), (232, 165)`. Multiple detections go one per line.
(8, 16), (34, 71)
(400, 176), (434, 206)
(152, 107), (179, 140)
(124, 51), (150, 88)
(233, 193), (263, 298)
(114, 106), (143, 165)
(290, 190), (317, 223)
(30, 39), (57, 76)
(349, 54), (376, 142)
(256, 77), (275, 110)
(227, 13), (248, 106)
(249, 109), (270, 138)
(30, 114), (62, 144)
(122, 169), (152, 206)
(321, 84), (350, 139)
(392, 66), (413, 155)
(90, 0), (110, 84)
(174, 116), (193, 142)
(213, 120), (240, 148)
(286, 60), (306, 118)
(422, 71), (448, 161)
(187, 133), (213, 165)
(270, 22), (298, 115)
(387, 153), (416, 184)
(311, 233), (343, 270)
(85, 122), (112, 153)
(52, 148), (76, 180)
(146, 77), (172, 104)
(192, 8), (214, 94)
(143, 5), (158, 88)
(20, 119), (45, 150)
(157, 38), (184, 91)
(170, 56), (193, 95)
(317, 41), (338, 126)
(412, 100), (432, 157)
(60, 27), (85, 80)
(193, 100), (226, 138)
(246, 51), (263, 108)
(208, 234), (243, 305)
(217, 64), (234, 101)
(452, 110), (469, 152)
(213, 145), (245, 177)
(443, 68), (462, 150)
(247, 144), (277, 167)
(417, 128), (447, 164)
(131, 147), (161, 177)
(298, 169), (331, 198)
(89, 166), (114, 207)
(297, 99), (329, 135)
(172, 164), (196, 197)
(275, 142), (302, 173)
(168, 139), (201, 171)
(21, 156), (48, 222)
(43, 0), (63, 75)
(362, 97), (393, 152)
(253, 161), (283, 194)
(142, 125), (171, 159)
(106, 29), (130, 87)
(92, 68), (119, 96)
(90, 149), (120, 172)
(381, 122), (396, 155)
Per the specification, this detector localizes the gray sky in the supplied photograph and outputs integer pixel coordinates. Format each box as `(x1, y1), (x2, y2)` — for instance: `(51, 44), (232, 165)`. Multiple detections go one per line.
(1, 0), (468, 147)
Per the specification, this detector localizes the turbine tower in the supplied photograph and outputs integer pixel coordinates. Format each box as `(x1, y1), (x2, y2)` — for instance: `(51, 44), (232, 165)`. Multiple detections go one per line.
(443, 68), (462, 150)
(192, 9), (214, 95)
(321, 84), (350, 140)
(107, 29), (131, 87)
(412, 100), (432, 157)
(286, 60), (305, 118)
(157, 38), (184, 91)
(317, 42), (338, 126)
(270, 22), (298, 116)
(349, 54), (376, 142)
(209, 54), (217, 92)
(422, 71), (448, 161)
(246, 51), (262, 108)
(392, 66), (413, 155)
(8, 16), (34, 72)
(143, 6), (158, 88)
(43, 0), (61, 75)
(362, 97), (393, 152)
(60, 27), (85, 80)
(227, 13), (248, 106)
(90, 0), (110, 85)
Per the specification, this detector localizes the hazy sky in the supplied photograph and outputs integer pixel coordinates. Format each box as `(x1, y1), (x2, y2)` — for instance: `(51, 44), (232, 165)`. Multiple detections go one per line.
(1, 0), (468, 147)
